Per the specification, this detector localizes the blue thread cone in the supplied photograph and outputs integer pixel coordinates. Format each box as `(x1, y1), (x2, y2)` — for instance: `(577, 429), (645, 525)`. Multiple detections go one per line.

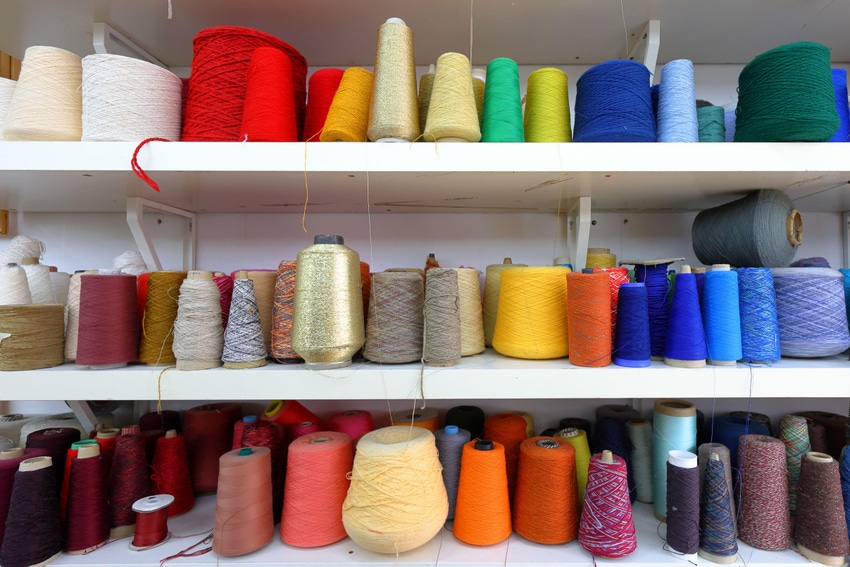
(699, 457), (738, 560)
(613, 283), (650, 367)
(664, 271), (706, 366)
(703, 267), (742, 365)
(737, 268), (780, 363)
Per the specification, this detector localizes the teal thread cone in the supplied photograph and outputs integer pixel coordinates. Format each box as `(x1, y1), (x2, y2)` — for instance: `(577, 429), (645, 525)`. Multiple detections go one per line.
(481, 57), (524, 142)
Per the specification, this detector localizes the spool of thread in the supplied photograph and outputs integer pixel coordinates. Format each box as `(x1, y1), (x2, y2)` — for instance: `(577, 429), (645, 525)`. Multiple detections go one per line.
(483, 412), (528, 500)
(780, 414), (811, 512)
(108, 432), (149, 539)
(555, 428), (591, 507)
(76, 274), (139, 368)
(697, 443), (735, 519)
(509, 411), (536, 438)
(728, 410), (773, 436)
(657, 59), (698, 142)
(794, 452), (850, 564)
(423, 267), (461, 366)
(223, 275), (268, 368)
(578, 451), (637, 558)
(0, 77), (15, 133)
(292, 235), (365, 369)
(737, 434), (791, 550)
(183, 403), (241, 494)
(627, 419), (654, 503)
(265, 400), (322, 429)
(453, 439), (512, 545)
(182, 26), (306, 141)
(735, 42), (838, 142)
(81, 54), (182, 141)
(363, 271), (424, 363)
(269, 261), (299, 362)
(633, 262), (671, 358)
(235, 270), (276, 354)
(20, 414), (86, 446)
(113, 250), (148, 275)
(614, 282), (651, 367)
(49, 271), (70, 305)
(809, 421), (829, 454)
(129, 495), (173, 551)
(0, 304), (64, 370)
(139, 271), (186, 366)
(456, 268), (485, 356)
(303, 68), (344, 141)
(282, 431), (353, 547)
(2, 46), (82, 141)
(653, 399), (696, 519)
(360, 261), (371, 326)
(585, 248), (616, 268)
(483, 258), (524, 346)
(0, 236), (45, 267)
(840, 268), (850, 332)
(703, 414), (770, 474)
(492, 266), (570, 359)
(367, 18), (419, 142)
(64, 443), (109, 554)
(524, 67), (571, 142)
(445, 405), (485, 439)
(95, 428), (119, 481)
(320, 67), (373, 142)
(664, 267), (707, 368)
(559, 417), (593, 437)
(703, 265), (742, 365)
(699, 454), (738, 564)
(567, 270), (611, 367)
(0, 447), (50, 550)
(573, 60), (655, 142)
(472, 68), (485, 126)
(213, 447), (274, 556)
(25, 427), (80, 492)
(795, 411), (849, 459)
(737, 267), (781, 363)
(830, 68), (850, 142)
(239, 47), (298, 142)
(390, 407), (439, 432)
(139, 410), (181, 434)
(840, 447), (850, 549)
(0, 457), (61, 567)
(513, 437), (578, 544)
(480, 57), (523, 142)
(173, 271), (224, 370)
(150, 430), (194, 516)
(434, 425), (470, 520)
(417, 64), (436, 135)
(772, 268), (850, 357)
(21, 259), (52, 305)
(666, 450), (699, 558)
(593, 266), (630, 338)
(698, 105), (726, 142)
(288, 421), (320, 441)
(232, 417), (284, 523)
(592, 417), (635, 502)
(328, 410), (373, 443)
(423, 52), (481, 142)
(0, 263), (32, 305)
(693, 189), (801, 268)
(142, 429), (164, 464)
(343, 426), (447, 553)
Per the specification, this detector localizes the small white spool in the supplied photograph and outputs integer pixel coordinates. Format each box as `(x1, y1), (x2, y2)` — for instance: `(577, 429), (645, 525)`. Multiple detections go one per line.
(0, 77), (16, 136)
(0, 263), (33, 305)
(81, 54), (183, 142)
(21, 258), (53, 305)
(2, 46), (82, 141)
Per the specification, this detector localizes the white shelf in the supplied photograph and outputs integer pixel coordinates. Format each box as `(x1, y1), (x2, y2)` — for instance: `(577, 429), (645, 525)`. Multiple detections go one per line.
(4, 350), (847, 401)
(0, 142), (849, 214)
(50, 494), (810, 567)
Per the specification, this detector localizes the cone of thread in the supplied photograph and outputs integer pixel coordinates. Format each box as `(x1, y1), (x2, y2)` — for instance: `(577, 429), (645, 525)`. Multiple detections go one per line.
(367, 19), (419, 142)
(423, 52), (481, 142)
(524, 68), (571, 142)
(454, 440), (512, 545)
(320, 68), (373, 142)
(567, 271), (611, 367)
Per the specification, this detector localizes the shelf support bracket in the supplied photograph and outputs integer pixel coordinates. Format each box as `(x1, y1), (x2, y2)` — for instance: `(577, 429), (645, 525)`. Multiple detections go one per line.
(93, 22), (167, 68)
(567, 196), (591, 271)
(629, 20), (660, 81)
(844, 211), (850, 269)
(65, 401), (98, 437)
(126, 197), (196, 271)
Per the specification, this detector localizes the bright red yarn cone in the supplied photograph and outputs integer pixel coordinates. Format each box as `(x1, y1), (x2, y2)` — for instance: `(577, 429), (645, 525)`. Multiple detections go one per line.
(240, 47), (298, 142)
(303, 68), (344, 141)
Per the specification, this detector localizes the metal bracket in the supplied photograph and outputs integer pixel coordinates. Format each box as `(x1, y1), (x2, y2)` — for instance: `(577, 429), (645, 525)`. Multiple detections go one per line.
(629, 20), (660, 81)
(844, 211), (850, 269)
(567, 196), (591, 271)
(93, 22), (167, 68)
(126, 197), (196, 271)
(65, 401), (98, 436)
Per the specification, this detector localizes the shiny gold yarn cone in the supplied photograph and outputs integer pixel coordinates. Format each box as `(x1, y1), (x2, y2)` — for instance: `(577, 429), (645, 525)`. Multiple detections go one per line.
(367, 18), (419, 142)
